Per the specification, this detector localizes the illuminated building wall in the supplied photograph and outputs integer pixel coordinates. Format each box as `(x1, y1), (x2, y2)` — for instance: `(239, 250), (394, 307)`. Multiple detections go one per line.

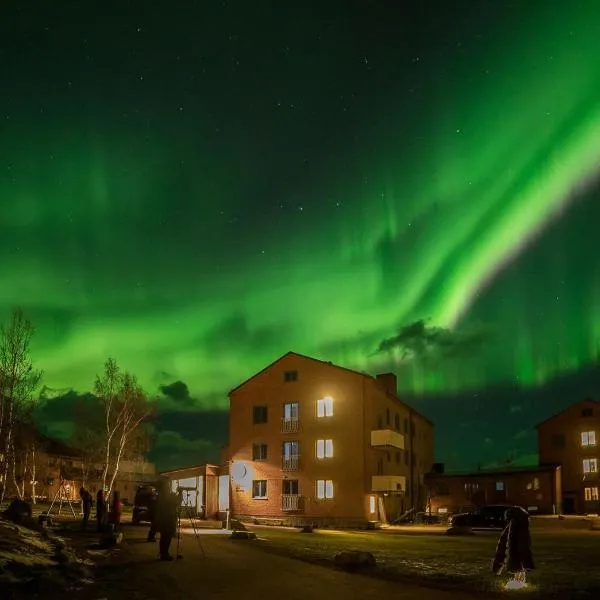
(537, 399), (600, 514)
(227, 351), (434, 526)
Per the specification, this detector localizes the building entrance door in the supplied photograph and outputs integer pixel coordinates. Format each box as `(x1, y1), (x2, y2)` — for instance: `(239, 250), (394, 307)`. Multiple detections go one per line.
(562, 495), (576, 514)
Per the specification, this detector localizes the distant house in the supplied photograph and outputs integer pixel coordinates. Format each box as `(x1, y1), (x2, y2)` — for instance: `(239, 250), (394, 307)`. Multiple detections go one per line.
(425, 463), (562, 515)
(1, 429), (156, 505)
(537, 398), (600, 514)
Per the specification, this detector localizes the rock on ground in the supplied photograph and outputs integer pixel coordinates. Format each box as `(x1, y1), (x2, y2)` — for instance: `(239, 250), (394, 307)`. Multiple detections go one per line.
(333, 550), (376, 572)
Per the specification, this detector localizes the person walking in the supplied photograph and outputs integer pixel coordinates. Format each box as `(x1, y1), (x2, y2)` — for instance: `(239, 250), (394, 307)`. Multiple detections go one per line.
(147, 489), (158, 542)
(492, 506), (535, 588)
(110, 490), (122, 531)
(96, 489), (106, 533)
(79, 487), (93, 530)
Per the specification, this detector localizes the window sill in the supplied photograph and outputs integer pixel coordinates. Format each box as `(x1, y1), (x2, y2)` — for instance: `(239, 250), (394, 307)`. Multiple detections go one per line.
(252, 497), (268, 500)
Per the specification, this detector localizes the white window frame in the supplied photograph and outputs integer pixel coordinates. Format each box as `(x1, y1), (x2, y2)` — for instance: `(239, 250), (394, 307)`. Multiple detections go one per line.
(317, 396), (334, 418)
(316, 479), (334, 499)
(283, 402), (299, 420)
(316, 439), (333, 459)
(252, 479), (267, 499)
(583, 458), (598, 473)
(581, 431), (597, 447)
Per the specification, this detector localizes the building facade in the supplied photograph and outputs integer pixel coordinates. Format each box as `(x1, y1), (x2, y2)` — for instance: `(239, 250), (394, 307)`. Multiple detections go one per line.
(226, 352), (434, 527)
(537, 398), (600, 514)
(425, 464), (562, 516)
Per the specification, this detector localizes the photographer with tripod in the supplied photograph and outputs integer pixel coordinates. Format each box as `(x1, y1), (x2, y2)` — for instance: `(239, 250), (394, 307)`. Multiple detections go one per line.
(154, 479), (179, 561)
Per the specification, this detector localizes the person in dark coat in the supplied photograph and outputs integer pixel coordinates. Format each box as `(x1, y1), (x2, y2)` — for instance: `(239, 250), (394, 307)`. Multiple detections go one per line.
(110, 490), (122, 531)
(492, 506), (535, 586)
(96, 489), (106, 532)
(147, 490), (158, 542)
(79, 487), (93, 530)
(155, 481), (179, 561)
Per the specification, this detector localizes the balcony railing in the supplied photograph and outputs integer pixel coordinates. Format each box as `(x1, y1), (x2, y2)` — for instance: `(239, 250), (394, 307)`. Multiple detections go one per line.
(282, 494), (303, 511)
(583, 471), (599, 481)
(371, 429), (405, 450)
(282, 456), (300, 471)
(281, 418), (299, 433)
(372, 475), (406, 492)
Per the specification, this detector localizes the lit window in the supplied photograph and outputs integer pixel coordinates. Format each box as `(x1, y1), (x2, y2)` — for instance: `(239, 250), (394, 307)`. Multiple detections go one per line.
(584, 487), (599, 501)
(316, 479), (333, 499)
(583, 458), (598, 473)
(316, 439), (333, 459)
(252, 480), (267, 499)
(369, 495), (376, 514)
(496, 481), (505, 491)
(582, 431), (597, 447)
(283, 402), (299, 420)
(533, 477), (540, 491)
(317, 396), (333, 417)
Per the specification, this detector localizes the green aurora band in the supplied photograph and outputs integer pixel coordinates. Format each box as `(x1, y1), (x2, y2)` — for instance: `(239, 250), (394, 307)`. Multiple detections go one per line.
(1, 4), (600, 403)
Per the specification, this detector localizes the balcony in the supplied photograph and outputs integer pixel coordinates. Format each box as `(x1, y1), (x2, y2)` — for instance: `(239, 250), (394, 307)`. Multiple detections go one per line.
(282, 494), (303, 511)
(371, 429), (405, 450)
(583, 471), (599, 482)
(281, 418), (299, 433)
(372, 475), (406, 493)
(282, 456), (300, 471)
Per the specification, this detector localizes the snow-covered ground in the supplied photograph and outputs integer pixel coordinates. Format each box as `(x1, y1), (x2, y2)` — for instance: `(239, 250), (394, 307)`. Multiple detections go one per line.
(0, 517), (95, 590)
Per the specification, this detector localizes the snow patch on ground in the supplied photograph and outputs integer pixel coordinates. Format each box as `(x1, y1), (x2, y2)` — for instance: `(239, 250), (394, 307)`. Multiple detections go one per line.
(0, 518), (93, 589)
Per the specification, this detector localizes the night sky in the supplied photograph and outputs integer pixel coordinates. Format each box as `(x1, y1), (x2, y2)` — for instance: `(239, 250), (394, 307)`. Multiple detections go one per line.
(2, 1), (600, 471)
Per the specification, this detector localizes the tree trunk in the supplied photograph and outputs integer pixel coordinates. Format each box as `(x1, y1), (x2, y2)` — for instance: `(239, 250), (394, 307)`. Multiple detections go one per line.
(0, 396), (14, 504)
(30, 444), (37, 504)
(10, 441), (22, 500)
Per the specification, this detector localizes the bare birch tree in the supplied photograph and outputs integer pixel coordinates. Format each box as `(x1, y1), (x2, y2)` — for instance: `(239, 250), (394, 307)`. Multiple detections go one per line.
(94, 358), (152, 496)
(0, 309), (42, 504)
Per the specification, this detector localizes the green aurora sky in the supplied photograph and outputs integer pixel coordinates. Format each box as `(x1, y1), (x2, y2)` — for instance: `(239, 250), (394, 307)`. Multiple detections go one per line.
(2, 1), (600, 468)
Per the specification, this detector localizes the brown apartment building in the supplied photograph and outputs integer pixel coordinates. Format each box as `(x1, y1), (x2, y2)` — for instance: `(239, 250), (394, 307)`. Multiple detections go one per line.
(225, 352), (434, 527)
(537, 398), (600, 514)
(425, 464), (562, 516)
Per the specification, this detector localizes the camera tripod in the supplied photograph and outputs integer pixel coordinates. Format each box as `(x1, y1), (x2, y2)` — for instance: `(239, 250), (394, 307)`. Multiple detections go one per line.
(174, 488), (206, 560)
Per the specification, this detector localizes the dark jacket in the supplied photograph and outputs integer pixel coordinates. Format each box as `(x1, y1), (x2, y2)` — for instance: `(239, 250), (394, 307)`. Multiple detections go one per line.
(492, 506), (535, 574)
(155, 491), (179, 535)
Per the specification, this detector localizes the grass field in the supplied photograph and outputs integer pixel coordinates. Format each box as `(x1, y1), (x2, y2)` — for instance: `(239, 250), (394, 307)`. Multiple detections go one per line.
(250, 527), (600, 598)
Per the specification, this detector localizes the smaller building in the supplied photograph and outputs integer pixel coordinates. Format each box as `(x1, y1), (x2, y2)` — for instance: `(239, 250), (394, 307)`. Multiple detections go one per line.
(160, 464), (229, 521)
(537, 398), (600, 514)
(425, 464), (562, 516)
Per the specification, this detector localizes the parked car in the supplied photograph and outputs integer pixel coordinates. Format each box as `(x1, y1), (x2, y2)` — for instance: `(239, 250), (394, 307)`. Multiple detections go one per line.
(132, 484), (157, 525)
(448, 504), (527, 529)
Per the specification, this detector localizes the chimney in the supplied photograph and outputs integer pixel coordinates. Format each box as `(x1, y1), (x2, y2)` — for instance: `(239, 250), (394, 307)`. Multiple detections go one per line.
(376, 373), (397, 396)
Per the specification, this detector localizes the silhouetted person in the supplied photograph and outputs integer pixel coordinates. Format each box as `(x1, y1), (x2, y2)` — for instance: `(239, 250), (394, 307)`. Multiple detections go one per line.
(79, 487), (93, 530)
(155, 481), (179, 560)
(147, 491), (158, 542)
(109, 490), (122, 531)
(96, 489), (106, 532)
(492, 506), (535, 585)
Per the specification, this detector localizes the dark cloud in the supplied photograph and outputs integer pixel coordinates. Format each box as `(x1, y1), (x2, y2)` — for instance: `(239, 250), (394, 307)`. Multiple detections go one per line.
(375, 319), (491, 364)
(159, 380), (194, 406)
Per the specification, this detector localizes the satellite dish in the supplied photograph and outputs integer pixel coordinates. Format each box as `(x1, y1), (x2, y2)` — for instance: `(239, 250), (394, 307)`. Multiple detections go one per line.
(231, 462), (247, 482)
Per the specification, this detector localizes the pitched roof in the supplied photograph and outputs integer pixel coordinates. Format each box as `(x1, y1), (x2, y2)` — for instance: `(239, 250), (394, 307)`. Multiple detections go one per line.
(228, 351), (434, 426)
(535, 398), (599, 429)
